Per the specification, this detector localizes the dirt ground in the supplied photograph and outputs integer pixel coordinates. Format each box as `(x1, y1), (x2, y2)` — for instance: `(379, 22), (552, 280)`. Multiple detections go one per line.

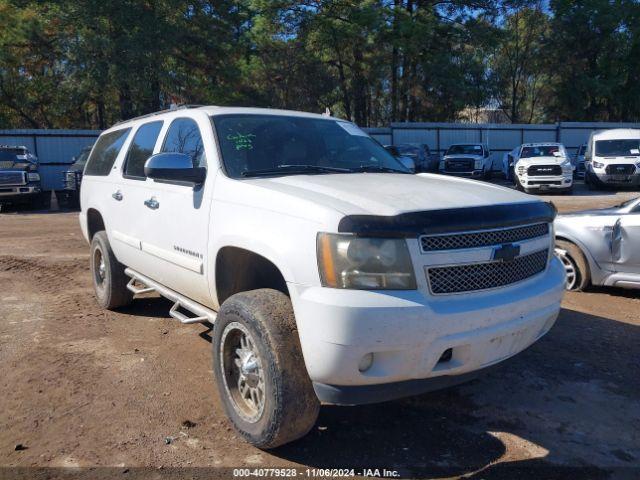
(0, 183), (639, 479)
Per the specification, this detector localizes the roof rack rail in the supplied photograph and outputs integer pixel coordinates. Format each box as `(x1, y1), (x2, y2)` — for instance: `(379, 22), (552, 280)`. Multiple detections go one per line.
(113, 104), (205, 126)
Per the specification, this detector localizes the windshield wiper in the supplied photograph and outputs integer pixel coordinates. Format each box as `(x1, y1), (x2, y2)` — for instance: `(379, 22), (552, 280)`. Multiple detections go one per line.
(241, 164), (352, 177)
(350, 165), (411, 174)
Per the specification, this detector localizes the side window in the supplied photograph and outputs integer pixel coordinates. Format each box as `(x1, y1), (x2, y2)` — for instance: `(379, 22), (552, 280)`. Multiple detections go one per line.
(162, 118), (206, 167)
(124, 121), (163, 179)
(84, 128), (131, 176)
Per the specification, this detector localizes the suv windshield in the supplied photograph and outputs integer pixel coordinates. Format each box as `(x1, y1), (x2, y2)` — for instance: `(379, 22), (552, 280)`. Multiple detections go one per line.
(520, 145), (561, 158)
(595, 139), (640, 157)
(446, 144), (482, 155)
(0, 147), (31, 168)
(212, 114), (408, 178)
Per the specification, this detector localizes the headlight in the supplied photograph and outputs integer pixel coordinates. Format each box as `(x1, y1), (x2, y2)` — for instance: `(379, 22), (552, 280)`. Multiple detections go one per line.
(593, 161), (604, 169)
(474, 159), (482, 169)
(561, 160), (572, 173)
(27, 172), (40, 182)
(517, 165), (525, 175)
(317, 233), (417, 290)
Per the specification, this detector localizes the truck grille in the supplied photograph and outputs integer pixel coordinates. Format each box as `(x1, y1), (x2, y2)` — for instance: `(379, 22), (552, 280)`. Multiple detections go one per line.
(0, 172), (25, 186)
(527, 165), (561, 176)
(605, 164), (635, 175)
(420, 223), (549, 252)
(446, 158), (473, 171)
(427, 249), (549, 295)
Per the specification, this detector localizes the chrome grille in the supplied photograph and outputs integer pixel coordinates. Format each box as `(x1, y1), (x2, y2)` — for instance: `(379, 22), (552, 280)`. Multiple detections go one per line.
(0, 171), (25, 186)
(420, 223), (549, 252)
(446, 158), (474, 171)
(427, 249), (549, 295)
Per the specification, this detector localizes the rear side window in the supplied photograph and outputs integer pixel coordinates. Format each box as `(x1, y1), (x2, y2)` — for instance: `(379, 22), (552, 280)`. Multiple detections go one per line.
(162, 118), (206, 167)
(85, 128), (131, 176)
(124, 121), (163, 178)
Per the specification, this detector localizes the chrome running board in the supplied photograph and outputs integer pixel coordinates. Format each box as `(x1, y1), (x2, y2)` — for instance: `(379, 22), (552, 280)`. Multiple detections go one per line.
(124, 268), (216, 324)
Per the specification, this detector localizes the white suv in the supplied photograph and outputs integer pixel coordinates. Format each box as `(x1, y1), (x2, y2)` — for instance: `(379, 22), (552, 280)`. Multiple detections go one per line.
(80, 106), (565, 448)
(509, 143), (573, 194)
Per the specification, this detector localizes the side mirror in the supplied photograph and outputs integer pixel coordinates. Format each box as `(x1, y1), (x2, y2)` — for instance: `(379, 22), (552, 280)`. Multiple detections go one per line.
(144, 153), (206, 184)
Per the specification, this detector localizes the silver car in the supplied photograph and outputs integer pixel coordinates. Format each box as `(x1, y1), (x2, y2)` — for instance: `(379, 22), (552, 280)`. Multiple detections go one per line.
(554, 197), (640, 290)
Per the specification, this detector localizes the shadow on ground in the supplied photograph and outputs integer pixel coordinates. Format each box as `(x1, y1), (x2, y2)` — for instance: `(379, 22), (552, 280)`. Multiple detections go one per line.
(267, 308), (640, 478)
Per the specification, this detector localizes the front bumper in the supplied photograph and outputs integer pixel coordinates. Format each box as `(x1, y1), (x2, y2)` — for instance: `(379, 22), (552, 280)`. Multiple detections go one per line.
(290, 256), (565, 404)
(0, 184), (41, 200)
(440, 169), (484, 177)
(518, 174), (573, 190)
(590, 170), (640, 185)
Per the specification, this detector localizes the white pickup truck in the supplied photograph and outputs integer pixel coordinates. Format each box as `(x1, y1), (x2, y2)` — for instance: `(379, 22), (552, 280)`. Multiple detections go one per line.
(80, 106), (565, 448)
(506, 142), (574, 194)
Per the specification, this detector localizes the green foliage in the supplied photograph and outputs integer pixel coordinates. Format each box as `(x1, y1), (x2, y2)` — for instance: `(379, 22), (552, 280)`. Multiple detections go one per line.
(0, 0), (637, 128)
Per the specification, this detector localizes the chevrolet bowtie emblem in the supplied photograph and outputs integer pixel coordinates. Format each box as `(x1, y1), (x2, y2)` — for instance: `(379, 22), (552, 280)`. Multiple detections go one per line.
(493, 243), (521, 263)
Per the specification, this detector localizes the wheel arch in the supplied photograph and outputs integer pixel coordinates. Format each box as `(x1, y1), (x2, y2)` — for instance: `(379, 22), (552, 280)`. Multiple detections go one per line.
(555, 234), (601, 281)
(87, 208), (106, 240)
(214, 245), (290, 308)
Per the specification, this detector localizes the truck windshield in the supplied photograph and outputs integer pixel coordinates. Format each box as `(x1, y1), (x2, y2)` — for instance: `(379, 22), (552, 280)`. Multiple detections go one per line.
(446, 145), (482, 155)
(520, 145), (561, 158)
(396, 145), (421, 157)
(0, 148), (30, 168)
(212, 114), (409, 178)
(595, 139), (640, 157)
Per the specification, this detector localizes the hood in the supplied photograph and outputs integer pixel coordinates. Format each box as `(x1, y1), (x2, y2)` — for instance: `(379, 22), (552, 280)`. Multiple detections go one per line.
(516, 156), (566, 166)
(246, 173), (534, 217)
(67, 162), (86, 173)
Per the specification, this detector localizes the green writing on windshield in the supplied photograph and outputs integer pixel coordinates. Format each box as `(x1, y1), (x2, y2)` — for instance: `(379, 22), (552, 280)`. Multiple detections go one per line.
(227, 132), (256, 150)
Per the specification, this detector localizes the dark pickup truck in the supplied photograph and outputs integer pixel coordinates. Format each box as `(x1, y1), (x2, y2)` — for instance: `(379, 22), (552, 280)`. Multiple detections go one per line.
(0, 145), (49, 209)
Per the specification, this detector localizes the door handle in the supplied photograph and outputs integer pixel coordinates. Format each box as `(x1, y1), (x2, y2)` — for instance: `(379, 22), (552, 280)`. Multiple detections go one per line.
(112, 190), (123, 201)
(144, 197), (159, 210)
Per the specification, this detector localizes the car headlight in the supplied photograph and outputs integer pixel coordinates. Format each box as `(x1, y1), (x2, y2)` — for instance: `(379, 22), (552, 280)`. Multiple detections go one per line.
(561, 160), (572, 173)
(317, 233), (417, 290)
(27, 172), (40, 182)
(517, 165), (525, 175)
(474, 159), (482, 169)
(592, 161), (604, 169)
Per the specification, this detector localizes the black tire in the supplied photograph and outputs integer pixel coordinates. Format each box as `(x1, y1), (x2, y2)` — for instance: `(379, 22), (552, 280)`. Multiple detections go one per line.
(212, 289), (320, 449)
(561, 186), (573, 195)
(586, 171), (603, 191)
(556, 239), (590, 291)
(90, 231), (133, 309)
(32, 192), (51, 211)
(483, 168), (492, 180)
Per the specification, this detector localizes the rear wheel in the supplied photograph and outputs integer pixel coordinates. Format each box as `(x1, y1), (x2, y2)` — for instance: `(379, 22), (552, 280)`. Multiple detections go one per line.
(555, 240), (590, 291)
(212, 289), (319, 449)
(90, 231), (133, 309)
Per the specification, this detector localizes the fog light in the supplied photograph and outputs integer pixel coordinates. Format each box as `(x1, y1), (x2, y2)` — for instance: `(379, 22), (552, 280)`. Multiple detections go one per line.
(358, 353), (374, 372)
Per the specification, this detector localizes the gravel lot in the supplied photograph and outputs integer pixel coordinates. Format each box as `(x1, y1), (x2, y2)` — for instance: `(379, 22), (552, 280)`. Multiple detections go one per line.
(0, 183), (639, 479)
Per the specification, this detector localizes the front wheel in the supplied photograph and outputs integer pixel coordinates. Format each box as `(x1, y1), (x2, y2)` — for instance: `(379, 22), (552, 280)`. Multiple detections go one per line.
(212, 289), (320, 449)
(90, 231), (133, 309)
(555, 240), (590, 291)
